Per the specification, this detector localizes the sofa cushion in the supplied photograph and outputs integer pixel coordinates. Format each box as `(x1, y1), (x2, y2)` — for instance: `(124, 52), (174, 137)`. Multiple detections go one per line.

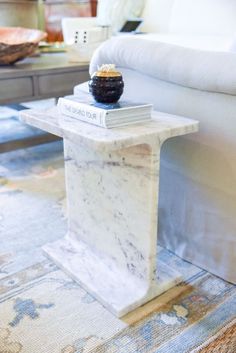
(141, 0), (175, 33)
(229, 37), (236, 52)
(169, 0), (236, 36)
(138, 33), (232, 52)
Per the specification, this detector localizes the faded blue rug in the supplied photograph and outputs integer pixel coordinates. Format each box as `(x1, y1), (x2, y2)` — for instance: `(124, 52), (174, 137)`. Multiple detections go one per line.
(0, 105), (46, 145)
(0, 127), (235, 352)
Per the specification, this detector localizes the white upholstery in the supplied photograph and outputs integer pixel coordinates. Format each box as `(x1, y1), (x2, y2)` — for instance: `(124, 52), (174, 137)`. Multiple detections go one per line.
(141, 0), (236, 37)
(141, 0), (175, 33)
(90, 36), (236, 95)
(138, 33), (232, 52)
(229, 37), (236, 52)
(169, 0), (236, 35)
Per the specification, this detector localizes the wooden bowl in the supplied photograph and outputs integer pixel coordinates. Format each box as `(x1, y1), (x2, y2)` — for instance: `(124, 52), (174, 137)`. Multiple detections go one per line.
(0, 27), (47, 65)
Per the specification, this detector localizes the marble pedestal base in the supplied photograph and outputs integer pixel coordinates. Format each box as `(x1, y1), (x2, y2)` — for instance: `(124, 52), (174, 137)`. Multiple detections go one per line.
(44, 139), (181, 317)
(44, 239), (181, 317)
(20, 106), (198, 318)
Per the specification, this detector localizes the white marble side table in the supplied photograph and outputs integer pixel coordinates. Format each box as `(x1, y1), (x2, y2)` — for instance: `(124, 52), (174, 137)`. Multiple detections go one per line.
(21, 106), (198, 317)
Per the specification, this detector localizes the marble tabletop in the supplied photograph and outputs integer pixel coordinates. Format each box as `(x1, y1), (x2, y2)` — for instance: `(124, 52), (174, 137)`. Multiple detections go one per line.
(21, 107), (199, 151)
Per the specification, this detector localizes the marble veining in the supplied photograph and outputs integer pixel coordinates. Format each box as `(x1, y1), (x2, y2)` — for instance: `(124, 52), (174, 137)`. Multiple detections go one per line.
(20, 106), (198, 317)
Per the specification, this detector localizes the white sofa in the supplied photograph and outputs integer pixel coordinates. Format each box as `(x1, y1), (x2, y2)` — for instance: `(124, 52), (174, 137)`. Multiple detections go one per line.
(76, 0), (236, 284)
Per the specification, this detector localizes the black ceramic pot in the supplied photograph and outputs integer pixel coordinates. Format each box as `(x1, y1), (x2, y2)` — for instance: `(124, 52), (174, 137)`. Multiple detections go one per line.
(89, 72), (124, 104)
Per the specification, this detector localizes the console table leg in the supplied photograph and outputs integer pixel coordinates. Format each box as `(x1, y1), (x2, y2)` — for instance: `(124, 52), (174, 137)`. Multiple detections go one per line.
(43, 138), (182, 317)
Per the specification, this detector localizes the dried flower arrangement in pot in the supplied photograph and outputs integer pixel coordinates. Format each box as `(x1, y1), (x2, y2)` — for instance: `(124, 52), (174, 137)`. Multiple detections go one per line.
(0, 27), (47, 65)
(89, 64), (124, 103)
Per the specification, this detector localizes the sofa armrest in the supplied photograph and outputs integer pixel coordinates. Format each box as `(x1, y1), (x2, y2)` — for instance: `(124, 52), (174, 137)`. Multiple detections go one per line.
(90, 36), (236, 95)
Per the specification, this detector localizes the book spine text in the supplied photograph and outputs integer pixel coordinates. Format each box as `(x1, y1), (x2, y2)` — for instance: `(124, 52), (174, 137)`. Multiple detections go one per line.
(58, 98), (106, 127)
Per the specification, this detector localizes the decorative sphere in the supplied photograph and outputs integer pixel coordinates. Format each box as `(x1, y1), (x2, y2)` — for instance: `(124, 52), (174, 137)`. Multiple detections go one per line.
(88, 64), (124, 104)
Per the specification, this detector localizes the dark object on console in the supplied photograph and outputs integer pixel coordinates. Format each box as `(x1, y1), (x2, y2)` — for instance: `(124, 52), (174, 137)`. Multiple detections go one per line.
(89, 66), (124, 104)
(120, 19), (143, 33)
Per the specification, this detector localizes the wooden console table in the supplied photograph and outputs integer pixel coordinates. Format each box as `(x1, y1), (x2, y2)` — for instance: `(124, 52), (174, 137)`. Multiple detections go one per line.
(20, 105), (198, 317)
(0, 53), (89, 152)
(0, 53), (89, 104)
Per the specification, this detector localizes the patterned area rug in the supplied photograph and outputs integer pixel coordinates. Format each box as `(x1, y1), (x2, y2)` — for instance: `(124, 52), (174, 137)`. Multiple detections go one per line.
(0, 105), (45, 144)
(0, 140), (236, 353)
(0, 100), (55, 145)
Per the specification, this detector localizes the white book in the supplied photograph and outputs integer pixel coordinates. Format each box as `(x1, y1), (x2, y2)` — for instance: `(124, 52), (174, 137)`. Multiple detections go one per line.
(58, 95), (152, 128)
(105, 114), (153, 128)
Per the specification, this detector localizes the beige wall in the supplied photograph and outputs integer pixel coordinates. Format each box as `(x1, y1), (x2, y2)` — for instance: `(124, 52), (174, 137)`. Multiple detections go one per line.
(0, 1), (39, 28)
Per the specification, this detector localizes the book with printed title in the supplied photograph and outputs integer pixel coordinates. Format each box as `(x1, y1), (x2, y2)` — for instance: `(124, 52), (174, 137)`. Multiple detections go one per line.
(58, 95), (152, 128)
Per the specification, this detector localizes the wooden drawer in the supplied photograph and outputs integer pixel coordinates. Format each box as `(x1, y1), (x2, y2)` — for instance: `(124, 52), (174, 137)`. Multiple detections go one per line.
(38, 70), (90, 96)
(0, 77), (33, 102)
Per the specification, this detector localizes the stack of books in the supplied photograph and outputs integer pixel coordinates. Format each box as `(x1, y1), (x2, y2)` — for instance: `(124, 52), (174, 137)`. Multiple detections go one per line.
(57, 95), (152, 128)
